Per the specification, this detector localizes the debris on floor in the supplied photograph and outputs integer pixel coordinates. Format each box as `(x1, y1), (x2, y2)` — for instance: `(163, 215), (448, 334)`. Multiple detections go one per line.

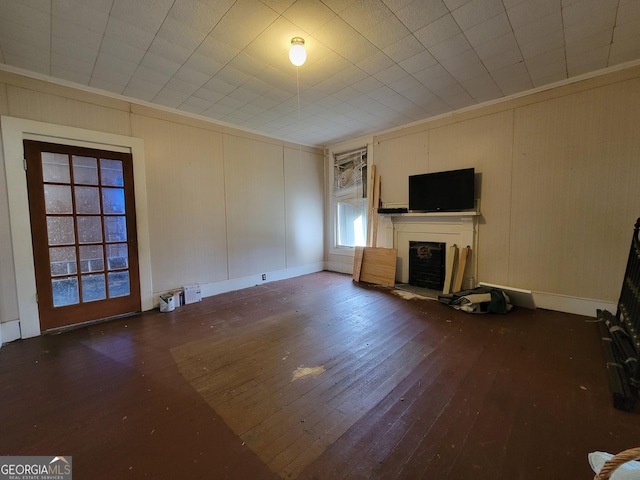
(291, 366), (325, 382)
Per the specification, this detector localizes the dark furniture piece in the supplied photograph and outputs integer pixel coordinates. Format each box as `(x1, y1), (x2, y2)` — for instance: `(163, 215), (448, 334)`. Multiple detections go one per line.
(598, 218), (640, 411)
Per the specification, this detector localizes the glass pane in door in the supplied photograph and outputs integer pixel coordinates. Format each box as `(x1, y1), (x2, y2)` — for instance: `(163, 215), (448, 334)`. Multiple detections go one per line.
(82, 273), (106, 302)
(107, 243), (128, 269)
(79, 245), (104, 273)
(46, 216), (75, 245)
(72, 156), (99, 184)
(108, 271), (130, 297)
(102, 187), (125, 214)
(42, 153), (70, 183)
(100, 159), (124, 186)
(44, 185), (73, 214)
(49, 247), (77, 276)
(77, 216), (103, 244)
(75, 186), (101, 214)
(52, 277), (79, 307)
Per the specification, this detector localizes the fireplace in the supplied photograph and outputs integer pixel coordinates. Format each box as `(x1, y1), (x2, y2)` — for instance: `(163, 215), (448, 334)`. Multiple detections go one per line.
(377, 211), (479, 287)
(409, 241), (446, 290)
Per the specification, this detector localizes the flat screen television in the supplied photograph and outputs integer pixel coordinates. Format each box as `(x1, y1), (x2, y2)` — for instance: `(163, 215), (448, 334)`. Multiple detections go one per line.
(408, 168), (475, 212)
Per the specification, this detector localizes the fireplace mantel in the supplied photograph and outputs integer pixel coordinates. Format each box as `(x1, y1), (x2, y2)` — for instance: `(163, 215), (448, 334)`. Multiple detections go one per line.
(378, 210), (480, 287)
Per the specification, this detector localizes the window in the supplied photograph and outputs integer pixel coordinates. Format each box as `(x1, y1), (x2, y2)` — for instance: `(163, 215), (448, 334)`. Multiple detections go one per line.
(332, 147), (368, 248)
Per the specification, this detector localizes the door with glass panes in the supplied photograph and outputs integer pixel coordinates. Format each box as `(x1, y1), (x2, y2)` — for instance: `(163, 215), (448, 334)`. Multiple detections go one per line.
(24, 140), (141, 330)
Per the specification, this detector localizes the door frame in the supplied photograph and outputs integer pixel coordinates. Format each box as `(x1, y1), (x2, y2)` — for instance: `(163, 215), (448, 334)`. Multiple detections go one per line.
(2, 116), (153, 338)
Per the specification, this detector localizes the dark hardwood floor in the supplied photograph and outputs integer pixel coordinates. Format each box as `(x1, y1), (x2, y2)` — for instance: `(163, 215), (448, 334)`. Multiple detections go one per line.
(0, 271), (638, 479)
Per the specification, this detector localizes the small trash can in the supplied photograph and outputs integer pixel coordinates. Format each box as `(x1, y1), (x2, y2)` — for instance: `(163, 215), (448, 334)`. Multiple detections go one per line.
(159, 293), (175, 312)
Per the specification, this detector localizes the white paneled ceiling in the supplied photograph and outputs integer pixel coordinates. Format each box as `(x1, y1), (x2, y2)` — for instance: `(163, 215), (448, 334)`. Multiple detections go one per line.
(1, 0), (639, 147)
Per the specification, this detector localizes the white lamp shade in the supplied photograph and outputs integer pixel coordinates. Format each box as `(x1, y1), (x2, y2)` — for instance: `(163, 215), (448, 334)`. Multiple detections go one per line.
(289, 41), (306, 66)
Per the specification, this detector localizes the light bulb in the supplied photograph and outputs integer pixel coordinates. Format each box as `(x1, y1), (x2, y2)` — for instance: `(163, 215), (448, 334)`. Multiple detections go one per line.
(289, 37), (306, 66)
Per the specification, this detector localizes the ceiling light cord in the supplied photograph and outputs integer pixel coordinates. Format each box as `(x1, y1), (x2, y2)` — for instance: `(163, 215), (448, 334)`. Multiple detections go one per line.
(296, 66), (302, 157)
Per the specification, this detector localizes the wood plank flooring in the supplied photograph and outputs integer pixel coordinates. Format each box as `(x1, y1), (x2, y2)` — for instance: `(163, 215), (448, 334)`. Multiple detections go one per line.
(0, 271), (638, 479)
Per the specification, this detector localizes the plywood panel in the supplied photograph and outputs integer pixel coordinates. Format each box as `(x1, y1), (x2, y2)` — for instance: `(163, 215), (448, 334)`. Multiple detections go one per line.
(511, 78), (640, 301)
(131, 115), (228, 292)
(6, 85), (131, 136)
(224, 135), (286, 278)
(0, 82), (19, 323)
(429, 111), (514, 286)
(359, 247), (398, 287)
(284, 146), (324, 268)
(374, 131), (428, 207)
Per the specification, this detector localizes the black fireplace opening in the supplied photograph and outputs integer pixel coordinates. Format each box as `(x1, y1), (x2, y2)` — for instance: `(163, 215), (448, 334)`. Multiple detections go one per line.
(409, 241), (446, 290)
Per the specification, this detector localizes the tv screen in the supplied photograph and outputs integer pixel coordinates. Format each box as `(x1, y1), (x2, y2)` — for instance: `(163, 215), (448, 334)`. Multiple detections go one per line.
(409, 168), (475, 212)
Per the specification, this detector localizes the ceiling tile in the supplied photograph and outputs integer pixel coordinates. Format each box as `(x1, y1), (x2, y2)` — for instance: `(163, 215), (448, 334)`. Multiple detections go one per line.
(51, 52), (93, 78)
(506, 0), (559, 29)
(451, 0), (505, 31)
(383, 34), (425, 63)
(443, 0), (472, 10)
(196, 35), (241, 66)
(52, 0), (109, 34)
(110, 0), (175, 34)
(460, 72), (502, 102)
(609, 33), (640, 64)
(333, 33), (378, 63)
(50, 37), (98, 66)
(414, 14), (461, 49)
(168, 0), (233, 34)
(463, 12), (512, 47)
(562, 0), (617, 29)
(399, 50), (438, 74)
(440, 49), (487, 82)
(356, 51), (395, 75)
(413, 63), (456, 91)
(0, 20), (49, 51)
(157, 17), (208, 52)
(147, 37), (194, 66)
(518, 28), (565, 59)
(490, 61), (533, 95)
(51, 65), (92, 85)
(613, 19), (640, 43)
(566, 44), (610, 76)
(100, 37), (147, 65)
(0, 1), (50, 32)
(104, 17), (155, 51)
(435, 82), (475, 109)
(2, 0), (640, 146)
(52, 19), (103, 53)
(282, 0), (337, 33)
(513, 13), (563, 49)
(93, 52), (138, 79)
(178, 96), (214, 115)
(341, 0), (393, 31)
(395, 0), (449, 31)
(139, 52), (182, 77)
(363, 14), (411, 50)
(123, 77), (165, 102)
(174, 65), (213, 86)
(429, 33), (473, 62)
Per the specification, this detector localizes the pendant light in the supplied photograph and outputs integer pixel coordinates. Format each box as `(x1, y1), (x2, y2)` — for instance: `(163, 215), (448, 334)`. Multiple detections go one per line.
(289, 37), (306, 66)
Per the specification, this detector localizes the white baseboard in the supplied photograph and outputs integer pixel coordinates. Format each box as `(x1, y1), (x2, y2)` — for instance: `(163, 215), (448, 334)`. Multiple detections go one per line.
(533, 291), (616, 317)
(153, 262), (326, 308)
(326, 263), (613, 318)
(1, 320), (21, 346)
(325, 261), (353, 275)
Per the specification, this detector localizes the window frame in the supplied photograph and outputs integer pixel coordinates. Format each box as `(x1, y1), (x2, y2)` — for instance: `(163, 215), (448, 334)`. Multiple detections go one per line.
(328, 143), (372, 256)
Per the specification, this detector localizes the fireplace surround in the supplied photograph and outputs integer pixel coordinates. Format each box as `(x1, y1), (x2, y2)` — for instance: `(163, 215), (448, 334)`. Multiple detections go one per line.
(378, 211), (480, 288)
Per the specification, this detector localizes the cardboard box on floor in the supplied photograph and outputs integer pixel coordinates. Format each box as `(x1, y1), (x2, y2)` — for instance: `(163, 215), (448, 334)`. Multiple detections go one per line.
(353, 246), (397, 287)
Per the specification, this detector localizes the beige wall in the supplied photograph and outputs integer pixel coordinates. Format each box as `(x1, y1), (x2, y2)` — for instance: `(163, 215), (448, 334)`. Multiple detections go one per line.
(0, 71), (324, 329)
(362, 65), (640, 307)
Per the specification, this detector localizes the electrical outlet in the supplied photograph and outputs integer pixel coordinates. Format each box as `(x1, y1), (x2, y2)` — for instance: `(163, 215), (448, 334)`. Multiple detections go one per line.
(262, 274), (266, 281)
